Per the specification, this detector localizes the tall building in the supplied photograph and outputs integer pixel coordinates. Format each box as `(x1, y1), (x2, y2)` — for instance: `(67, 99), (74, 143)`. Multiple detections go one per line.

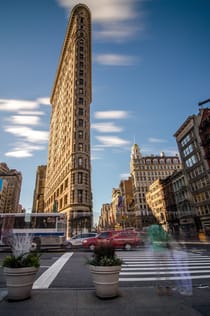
(32, 165), (47, 213)
(174, 107), (210, 233)
(130, 144), (182, 228)
(0, 162), (22, 213)
(44, 4), (92, 237)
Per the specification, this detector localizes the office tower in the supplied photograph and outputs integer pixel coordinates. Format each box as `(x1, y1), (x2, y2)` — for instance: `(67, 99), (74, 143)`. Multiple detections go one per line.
(0, 162), (22, 213)
(44, 4), (92, 236)
(130, 144), (182, 228)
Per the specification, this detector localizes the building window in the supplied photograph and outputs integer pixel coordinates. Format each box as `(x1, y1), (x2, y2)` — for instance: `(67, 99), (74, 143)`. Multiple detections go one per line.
(79, 119), (83, 127)
(64, 194), (68, 205)
(79, 78), (83, 85)
(181, 134), (191, 147)
(79, 98), (83, 105)
(79, 88), (83, 94)
(78, 157), (83, 166)
(79, 108), (83, 115)
(78, 131), (83, 139)
(78, 143), (83, 151)
(78, 190), (83, 203)
(78, 172), (83, 184)
(185, 154), (198, 168)
(71, 190), (75, 203)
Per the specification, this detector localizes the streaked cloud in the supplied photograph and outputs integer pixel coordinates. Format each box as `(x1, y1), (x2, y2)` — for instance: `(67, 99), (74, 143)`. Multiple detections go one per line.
(94, 54), (137, 66)
(4, 126), (49, 143)
(5, 150), (33, 158)
(91, 122), (122, 133)
(18, 111), (45, 115)
(0, 97), (50, 158)
(96, 135), (130, 147)
(94, 111), (128, 120)
(0, 99), (38, 112)
(94, 24), (139, 42)
(148, 137), (168, 143)
(57, 0), (141, 41)
(7, 115), (41, 126)
(5, 143), (46, 158)
(0, 97), (50, 112)
(120, 173), (130, 179)
(37, 97), (51, 105)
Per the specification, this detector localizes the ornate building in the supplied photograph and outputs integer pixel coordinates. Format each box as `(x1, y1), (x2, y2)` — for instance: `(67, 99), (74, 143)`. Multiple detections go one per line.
(130, 144), (182, 228)
(0, 162), (22, 213)
(44, 4), (92, 236)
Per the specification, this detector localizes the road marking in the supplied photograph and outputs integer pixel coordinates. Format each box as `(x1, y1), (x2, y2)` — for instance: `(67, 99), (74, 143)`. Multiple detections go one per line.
(119, 275), (210, 282)
(33, 252), (73, 289)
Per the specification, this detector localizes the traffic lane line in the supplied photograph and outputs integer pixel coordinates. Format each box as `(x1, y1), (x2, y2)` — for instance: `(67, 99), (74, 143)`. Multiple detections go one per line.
(33, 252), (73, 289)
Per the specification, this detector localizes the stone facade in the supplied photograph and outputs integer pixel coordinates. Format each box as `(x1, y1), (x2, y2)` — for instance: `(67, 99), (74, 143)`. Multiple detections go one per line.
(44, 4), (92, 236)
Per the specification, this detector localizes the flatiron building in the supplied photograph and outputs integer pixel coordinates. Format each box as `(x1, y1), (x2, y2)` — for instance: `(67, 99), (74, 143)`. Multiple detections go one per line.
(44, 4), (92, 236)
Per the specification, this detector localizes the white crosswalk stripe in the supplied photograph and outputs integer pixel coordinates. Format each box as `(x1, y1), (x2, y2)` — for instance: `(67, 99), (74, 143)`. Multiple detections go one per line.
(117, 250), (210, 283)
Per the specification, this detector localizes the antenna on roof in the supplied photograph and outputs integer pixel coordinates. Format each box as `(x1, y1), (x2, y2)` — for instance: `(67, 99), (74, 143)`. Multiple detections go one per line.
(198, 98), (210, 107)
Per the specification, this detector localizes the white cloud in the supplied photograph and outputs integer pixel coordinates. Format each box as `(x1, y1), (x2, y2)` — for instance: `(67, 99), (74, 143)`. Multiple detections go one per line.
(7, 115), (41, 126)
(91, 122), (122, 133)
(96, 135), (130, 147)
(94, 23), (138, 41)
(56, 0), (140, 40)
(18, 111), (45, 115)
(94, 54), (137, 66)
(94, 111), (128, 119)
(5, 150), (33, 158)
(5, 143), (45, 158)
(0, 99), (38, 112)
(148, 137), (168, 143)
(120, 173), (130, 179)
(37, 97), (51, 105)
(4, 126), (49, 143)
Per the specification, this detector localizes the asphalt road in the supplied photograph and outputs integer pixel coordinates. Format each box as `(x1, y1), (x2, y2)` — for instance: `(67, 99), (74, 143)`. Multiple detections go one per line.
(1, 243), (210, 290)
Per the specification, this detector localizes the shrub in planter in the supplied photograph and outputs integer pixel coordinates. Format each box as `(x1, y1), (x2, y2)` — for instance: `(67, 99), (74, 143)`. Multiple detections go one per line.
(89, 245), (123, 298)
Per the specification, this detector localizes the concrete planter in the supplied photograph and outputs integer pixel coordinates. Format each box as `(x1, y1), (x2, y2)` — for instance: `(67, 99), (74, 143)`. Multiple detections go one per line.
(4, 267), (38, 301)
(89, 265), (121, 298)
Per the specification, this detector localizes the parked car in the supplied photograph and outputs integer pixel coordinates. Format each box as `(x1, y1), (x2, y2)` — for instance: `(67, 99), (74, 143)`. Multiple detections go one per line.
(82, 230), (142, 251)
(64, 232), (98, 248)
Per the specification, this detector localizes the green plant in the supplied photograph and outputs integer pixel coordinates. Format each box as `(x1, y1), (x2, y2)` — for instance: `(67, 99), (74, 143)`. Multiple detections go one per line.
(2, 252), (40, 268)
(88, 245), (123, 266)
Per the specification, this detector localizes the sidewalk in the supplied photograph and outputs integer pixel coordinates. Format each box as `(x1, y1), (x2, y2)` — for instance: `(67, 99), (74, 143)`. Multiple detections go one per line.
(1, 286), (210, 316)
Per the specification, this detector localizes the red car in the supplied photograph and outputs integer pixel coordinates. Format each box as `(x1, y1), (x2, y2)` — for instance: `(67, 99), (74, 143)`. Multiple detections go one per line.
(82, 230), (142, 251)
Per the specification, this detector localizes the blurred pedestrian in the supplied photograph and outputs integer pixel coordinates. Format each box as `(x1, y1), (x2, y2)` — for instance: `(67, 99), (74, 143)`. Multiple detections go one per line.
(170, 241), (192, 296)
(147, 224), (172, 296)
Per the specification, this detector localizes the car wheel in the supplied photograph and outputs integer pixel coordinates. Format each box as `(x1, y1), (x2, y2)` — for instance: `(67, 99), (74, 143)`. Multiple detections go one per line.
(124, 243), (132, 251)
(89, 244), (95, 251)
(66, 242), (73, 249)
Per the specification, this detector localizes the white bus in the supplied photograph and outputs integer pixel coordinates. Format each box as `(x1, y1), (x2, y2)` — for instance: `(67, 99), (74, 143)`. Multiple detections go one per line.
(0, 212), (67, 250)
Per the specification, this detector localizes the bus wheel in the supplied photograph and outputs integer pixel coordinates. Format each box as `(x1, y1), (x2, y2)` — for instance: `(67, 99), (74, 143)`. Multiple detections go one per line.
(32, 237), (41, 251)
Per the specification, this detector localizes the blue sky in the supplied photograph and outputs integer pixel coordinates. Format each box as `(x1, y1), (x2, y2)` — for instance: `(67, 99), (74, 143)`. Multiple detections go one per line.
(0, 0), (209, 223)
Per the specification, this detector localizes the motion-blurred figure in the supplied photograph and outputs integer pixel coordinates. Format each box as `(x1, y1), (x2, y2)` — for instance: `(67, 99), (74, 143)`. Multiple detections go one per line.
(170, 241), (192, 296)
(147, 224), (172, 296)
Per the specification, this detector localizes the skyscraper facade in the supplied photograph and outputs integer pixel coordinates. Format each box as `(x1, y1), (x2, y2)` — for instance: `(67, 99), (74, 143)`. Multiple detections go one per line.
(44, 4), (92, 237)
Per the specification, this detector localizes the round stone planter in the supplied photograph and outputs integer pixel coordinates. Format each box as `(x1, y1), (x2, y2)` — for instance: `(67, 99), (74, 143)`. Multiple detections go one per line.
(89, 265), (121, 298)
(4, 266), (38, 301)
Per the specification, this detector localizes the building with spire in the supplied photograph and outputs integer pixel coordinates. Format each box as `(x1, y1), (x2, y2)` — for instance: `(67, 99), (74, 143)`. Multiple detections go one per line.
(130, 144), (182, 228)
(44, 4), (92, 237)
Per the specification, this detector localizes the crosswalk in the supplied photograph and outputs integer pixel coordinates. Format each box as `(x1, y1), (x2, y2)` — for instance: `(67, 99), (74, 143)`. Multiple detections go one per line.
(117, 250), (210, 284)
